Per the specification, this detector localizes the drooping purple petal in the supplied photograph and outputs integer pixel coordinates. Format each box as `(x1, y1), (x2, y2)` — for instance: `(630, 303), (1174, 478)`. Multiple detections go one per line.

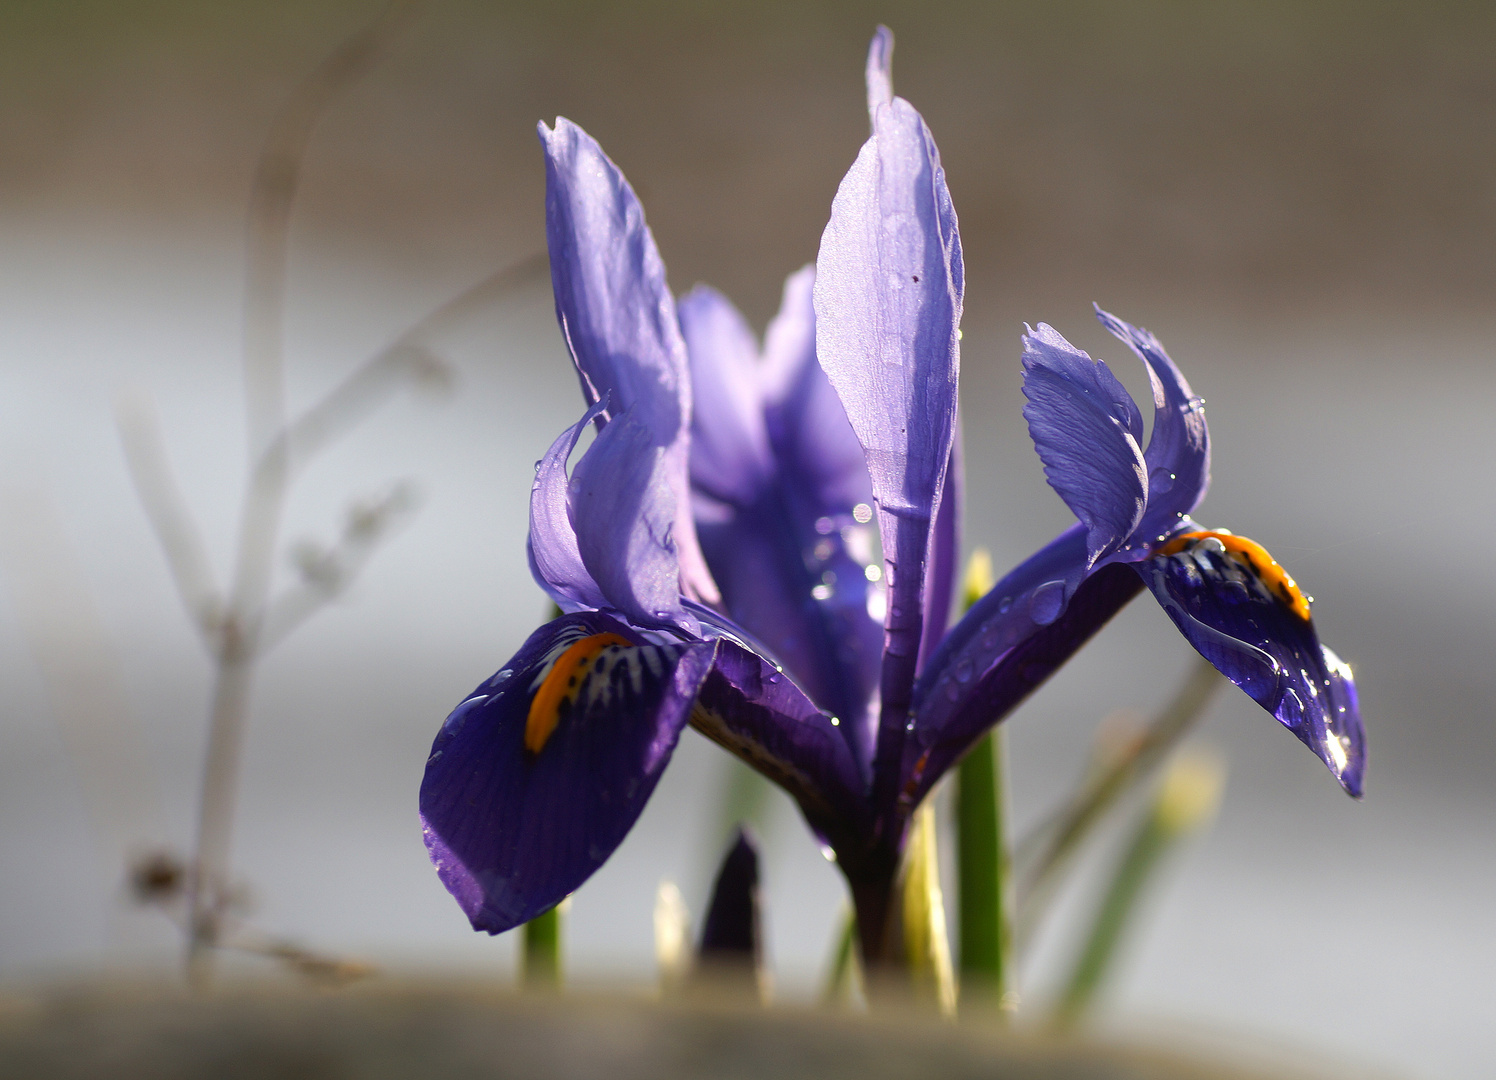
(679, 285), (774, 507)
(569, 408), (695, 632)
(865, 25), (894, 121)
(420, 612), (716, 933)
(1140, 535), (1365, 796)
(529, 400), (610, 611)
(814, 91), (963, 817)
(538, 117), (718, 605)
(1021, 323), (1147, 567)
(1095, 306), (1211, 547)
(691, 638), (873, 857)
(908, 525), (1143, 805)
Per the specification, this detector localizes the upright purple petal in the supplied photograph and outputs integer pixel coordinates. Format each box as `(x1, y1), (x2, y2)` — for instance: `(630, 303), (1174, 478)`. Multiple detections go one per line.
(689, 267), (883, 768)
(814, 92), (963, 817)
(420, 613), (716, 933)
(919, 434), (962, 672)
(1140, 533), (1365, 796)
(1095, 307), (1211, 547)
(679, 285), (774, 507)
(570, 409), (695, 632)
(762, 267), (873, 515)
(865, 26), (894, 122)
(1021, 323), (1147, 567)
(538, 117), (718, 605)
(529, 400), (610, 611)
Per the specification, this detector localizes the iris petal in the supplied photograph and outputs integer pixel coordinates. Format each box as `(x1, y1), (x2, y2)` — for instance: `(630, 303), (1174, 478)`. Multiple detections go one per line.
(865, 24), (894, 121)
(691, 638), (873, 855)
(538, 117), (718, 605)
(1095, 307), (1211, 544)
(679, 284), (774, 507)
(528, 400), (610, 611)
(687, 269), (882, 767)
(570, 408), (695, 632)
(909, 526), (1142, 806)
(420, 612), (717, 933)
(814, 87), (963, 812)
(1021, 323), (1147, 567)
(1141, 536), (1366, 796)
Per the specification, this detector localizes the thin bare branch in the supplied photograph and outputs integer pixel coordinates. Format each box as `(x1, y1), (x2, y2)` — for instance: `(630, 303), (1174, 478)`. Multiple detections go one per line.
(115, 390), (224, 638)
(242, 0), (426, 457)
(272, 252), (547, 475)
(257, 481), (421, 651)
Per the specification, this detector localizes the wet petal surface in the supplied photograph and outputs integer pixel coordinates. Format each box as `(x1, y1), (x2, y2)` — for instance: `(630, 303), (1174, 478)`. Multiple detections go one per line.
(1142, 532), (1365, 795)
(420, 612), (716, 933)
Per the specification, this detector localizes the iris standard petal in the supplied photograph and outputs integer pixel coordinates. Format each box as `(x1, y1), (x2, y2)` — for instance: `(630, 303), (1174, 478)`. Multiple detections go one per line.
(1021, 323), (1147, 567)
(1095, 306), (1211, 545)
(919, 434), (962, 672)
(698, 827), (762, 960)
(1140, 531), (1365, 796)
(762, 267), (874, 516)
(538, 117), (718, 605)
(908, 526), (1143, 805)
(529, 399), (610, 610)
(814, 90), (963, 813)
(865, 25), (894, 122)
(679, 285), (774, 506)
(569, 408), (695, 632)
(690, 267), (882, 766)
(691, 638), (874, 854)
(420, 612), (717, 933)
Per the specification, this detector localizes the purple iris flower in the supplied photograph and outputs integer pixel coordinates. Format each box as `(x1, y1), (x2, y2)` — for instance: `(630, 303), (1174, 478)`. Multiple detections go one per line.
(420, 27), (1364, 962)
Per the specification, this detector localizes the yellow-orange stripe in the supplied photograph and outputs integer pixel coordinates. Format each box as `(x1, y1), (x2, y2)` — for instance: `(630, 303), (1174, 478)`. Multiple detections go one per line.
(1158, 530), (1311, 621)
(525, 633), (632, 753)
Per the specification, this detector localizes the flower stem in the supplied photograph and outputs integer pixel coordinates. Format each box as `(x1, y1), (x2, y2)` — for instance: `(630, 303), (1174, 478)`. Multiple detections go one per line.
(955, 728), (1012, 1014)
(521, 905), (562, 989)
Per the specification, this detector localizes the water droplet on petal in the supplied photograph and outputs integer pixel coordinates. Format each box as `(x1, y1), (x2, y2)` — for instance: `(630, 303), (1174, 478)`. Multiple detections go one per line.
(1149, 467), (1176, 494)
(1029, 580), (1068, 626)
(997, 595), (1012, 614)
(954, 659), (974, 683)
(853, 503), (874, 524)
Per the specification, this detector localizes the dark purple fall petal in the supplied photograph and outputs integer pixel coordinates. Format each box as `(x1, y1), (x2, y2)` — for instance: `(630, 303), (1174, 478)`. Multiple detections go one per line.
(1021, 324), (1147, 567)
(1140, 539), (1366, 796)
(691, 638), (874, 853)
(528, 400), (610, 611)
(538, 117), (717, 605)
(814, 84), (963, 818)
(1095, 307), (1211, 546)
(420, 612), (717, 934)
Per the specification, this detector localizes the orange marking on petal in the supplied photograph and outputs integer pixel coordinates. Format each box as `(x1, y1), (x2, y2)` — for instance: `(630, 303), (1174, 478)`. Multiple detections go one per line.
(525, 632), (632, 753)
(1157, 530), (1311, 621)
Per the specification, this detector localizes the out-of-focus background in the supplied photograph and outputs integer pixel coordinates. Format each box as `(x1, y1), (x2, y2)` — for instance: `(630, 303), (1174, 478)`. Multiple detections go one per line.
(0, 1), (1492, 1076)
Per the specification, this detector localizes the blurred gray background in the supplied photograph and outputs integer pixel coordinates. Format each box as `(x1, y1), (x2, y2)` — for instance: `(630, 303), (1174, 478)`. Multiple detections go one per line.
(0, 2), (1492, 1077)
